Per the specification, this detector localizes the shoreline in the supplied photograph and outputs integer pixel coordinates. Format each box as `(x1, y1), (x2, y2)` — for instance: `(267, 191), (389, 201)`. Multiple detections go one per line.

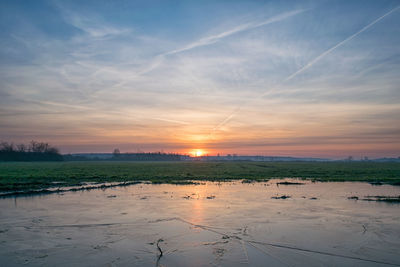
(1, 161), (399, 196)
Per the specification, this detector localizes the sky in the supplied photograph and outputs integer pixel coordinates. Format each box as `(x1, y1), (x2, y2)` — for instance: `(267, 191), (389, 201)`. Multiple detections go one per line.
(0, 0), (399, 158)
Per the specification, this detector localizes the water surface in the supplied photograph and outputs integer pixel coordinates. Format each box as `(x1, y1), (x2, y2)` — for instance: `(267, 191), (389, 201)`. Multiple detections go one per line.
(0, 179), (399, 266)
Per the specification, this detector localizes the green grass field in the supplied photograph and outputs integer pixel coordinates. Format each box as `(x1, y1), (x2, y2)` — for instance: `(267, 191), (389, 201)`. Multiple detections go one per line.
(0, 161), (400, 192)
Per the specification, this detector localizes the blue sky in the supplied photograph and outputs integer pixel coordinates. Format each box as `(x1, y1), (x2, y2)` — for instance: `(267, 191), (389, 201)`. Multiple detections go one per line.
(0, 0), (399, 158)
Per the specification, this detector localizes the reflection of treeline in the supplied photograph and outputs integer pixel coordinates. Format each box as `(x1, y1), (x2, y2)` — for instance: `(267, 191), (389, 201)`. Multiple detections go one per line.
(112, 152), (185, 161)
(0, 141), (63, 161)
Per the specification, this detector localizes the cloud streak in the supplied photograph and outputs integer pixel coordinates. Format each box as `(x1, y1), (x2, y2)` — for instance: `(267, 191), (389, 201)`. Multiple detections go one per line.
(164, 9), (307, 56)
(284, 5), (400, 82)
(1, 1), (399, 157)
(106, 9), (307, 96)
(210, 5), (400, 132)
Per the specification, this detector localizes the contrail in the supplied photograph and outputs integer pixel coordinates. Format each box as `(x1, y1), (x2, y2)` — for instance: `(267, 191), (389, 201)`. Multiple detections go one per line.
(152, 117), (189, 125)
(165, 9), (307, 56)
(109, 10), (306, 92)
(284, 5), (400, 82)
(210, 107), (241, 133)
(210, 5), (400, 133)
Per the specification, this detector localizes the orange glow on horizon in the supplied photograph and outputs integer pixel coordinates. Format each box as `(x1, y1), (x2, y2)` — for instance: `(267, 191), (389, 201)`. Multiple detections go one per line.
(191, 149), (205, 157)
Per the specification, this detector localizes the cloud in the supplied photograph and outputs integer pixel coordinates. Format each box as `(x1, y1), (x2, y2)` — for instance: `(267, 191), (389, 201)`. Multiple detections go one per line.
(151, 117), (189, 125)
(164, 9), (307, 56)
(1, 1), (399, 157)
(209, 5), (400, 132)
(55, 2), (131, 38)
(283, 5), (400, 82)
(67, 15), (130, 38)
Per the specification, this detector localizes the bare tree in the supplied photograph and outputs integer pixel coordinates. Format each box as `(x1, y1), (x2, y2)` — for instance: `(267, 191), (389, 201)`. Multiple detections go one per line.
(29, 141), (52, 153)
(113, 148), (121, 157)
(0, 142), (14, 152)
(16, 144), (26, 152)
(0, 140), (62, 161)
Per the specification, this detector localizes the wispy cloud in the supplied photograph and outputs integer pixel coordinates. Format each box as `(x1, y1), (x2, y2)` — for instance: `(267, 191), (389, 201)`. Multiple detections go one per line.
(164, 9), (307, 56)
(284, 5), (400, 82)
(55, 2), (131, 38)
(68, 17), (130, 38)
(1, 1), (399, 157)
(152, 117), (189, 125)
(110, 8), (308, 88)
(210, 5), (400, 132)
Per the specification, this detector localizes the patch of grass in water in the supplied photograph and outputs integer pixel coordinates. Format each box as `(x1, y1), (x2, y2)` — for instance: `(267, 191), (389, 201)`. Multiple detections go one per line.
(151, 180), (200, 185)
(271, 195), (291, 199)
(362, 195), (400, 203)
(276, 181), (305, 185)
(242, 178), (270, 183)
(348, 196), (359, 200)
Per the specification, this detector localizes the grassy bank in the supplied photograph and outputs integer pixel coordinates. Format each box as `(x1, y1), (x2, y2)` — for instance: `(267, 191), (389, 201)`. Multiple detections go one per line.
(0, 161), (399, 192)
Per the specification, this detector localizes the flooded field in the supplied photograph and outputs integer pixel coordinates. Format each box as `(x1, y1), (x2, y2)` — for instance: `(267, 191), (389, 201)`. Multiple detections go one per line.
(0, 179), (399, 266)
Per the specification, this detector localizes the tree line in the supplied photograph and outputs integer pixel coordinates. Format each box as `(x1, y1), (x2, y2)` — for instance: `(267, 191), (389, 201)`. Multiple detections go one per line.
(112, 148), (187, 161)
(0, 141), (63, 161)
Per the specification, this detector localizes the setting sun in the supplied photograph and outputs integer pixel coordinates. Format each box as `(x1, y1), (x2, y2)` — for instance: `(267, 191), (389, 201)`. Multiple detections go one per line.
(192, 149), (204, 157)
